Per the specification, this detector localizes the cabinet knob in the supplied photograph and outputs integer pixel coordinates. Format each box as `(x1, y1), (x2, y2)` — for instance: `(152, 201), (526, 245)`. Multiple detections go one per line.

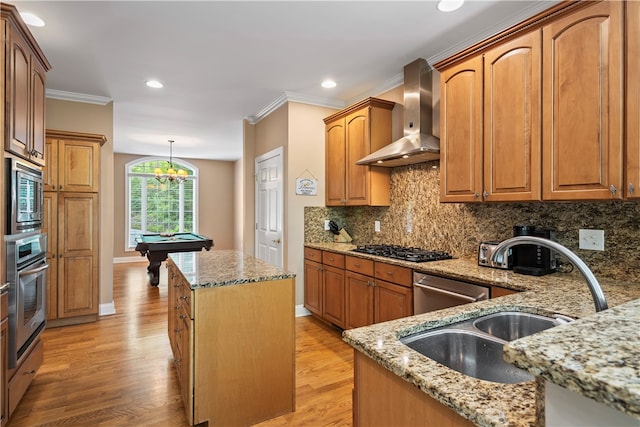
(180, 314), (187, 319)
(174, 328), (180, 333)
(473, 192), (480, 199)
(629, 183), (635, 195)
(482, 191), (489, 199)
(174, 305), (180, 310)
(610, 185), (617, 195)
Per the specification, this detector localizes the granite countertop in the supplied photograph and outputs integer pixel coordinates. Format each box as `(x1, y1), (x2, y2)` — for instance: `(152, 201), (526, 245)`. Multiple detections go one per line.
(168, 249), (295, 289)
(306, 243), (640, 426)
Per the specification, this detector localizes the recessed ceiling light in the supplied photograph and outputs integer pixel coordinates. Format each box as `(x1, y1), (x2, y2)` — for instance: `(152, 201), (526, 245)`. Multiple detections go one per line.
(20, 12), (45, 27)
(437, 0), (464, 12)
(321, 80), (337, 89)
(146, 80), (164, 89)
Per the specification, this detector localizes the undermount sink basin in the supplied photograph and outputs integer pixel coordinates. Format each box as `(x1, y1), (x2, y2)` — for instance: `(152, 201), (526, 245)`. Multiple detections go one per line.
(400, 310), (572, 384)
(473, 311), (562, 341)
(402, 329), (534, 383)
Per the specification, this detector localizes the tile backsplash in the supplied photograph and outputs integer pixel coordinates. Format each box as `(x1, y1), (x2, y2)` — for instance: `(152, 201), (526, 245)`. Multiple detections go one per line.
(305, 161), (640, 282)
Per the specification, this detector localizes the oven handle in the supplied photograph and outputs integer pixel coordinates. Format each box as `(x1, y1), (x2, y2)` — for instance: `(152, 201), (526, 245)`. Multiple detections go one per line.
(19, 262), (50, 277)
(413, 282), (486, 303)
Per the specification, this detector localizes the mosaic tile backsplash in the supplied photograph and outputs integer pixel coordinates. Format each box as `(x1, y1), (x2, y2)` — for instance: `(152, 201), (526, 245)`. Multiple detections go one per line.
(305, 161), (640, 282)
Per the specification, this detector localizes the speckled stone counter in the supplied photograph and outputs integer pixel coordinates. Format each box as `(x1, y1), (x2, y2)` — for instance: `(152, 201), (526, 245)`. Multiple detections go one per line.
(504, 298), (640, 421)
(168, 250), (295, 289)
(307, 243), (640, 426)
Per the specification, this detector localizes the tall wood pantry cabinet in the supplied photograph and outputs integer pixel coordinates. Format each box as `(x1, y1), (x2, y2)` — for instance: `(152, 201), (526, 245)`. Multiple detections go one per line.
(43, 130), (105, 327)
(324, 97), (394, 206)
(2, 3), (51, 167)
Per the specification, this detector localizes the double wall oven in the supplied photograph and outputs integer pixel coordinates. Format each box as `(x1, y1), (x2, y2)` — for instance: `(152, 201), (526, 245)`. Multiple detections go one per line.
(4, 156), (48, 368)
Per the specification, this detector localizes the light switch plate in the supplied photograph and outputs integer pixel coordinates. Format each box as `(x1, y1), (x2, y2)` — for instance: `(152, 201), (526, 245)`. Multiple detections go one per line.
(324, 220), (330, 231)
(374, 221), (381, 233)
(579, 229), (605, 251)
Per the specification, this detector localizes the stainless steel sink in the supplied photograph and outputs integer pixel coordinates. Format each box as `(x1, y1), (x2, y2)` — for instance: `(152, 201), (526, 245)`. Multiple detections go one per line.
(401, 329), (534, 383)
(473, 311), (565, 341)
(400, 310), (572, 383)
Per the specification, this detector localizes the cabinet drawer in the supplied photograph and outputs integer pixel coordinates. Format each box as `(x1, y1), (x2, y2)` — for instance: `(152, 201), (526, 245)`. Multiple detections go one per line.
(9, 337), (43, 416)
(346, 256), (374, 276)
(304, 247), (322, 261)
(322, 251), (345, 269)
(374, 263), (412, 287)
(178, 285), (192, 318)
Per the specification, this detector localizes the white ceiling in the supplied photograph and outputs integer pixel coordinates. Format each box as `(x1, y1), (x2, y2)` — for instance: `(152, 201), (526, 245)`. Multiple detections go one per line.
(11, 1), (559, 161)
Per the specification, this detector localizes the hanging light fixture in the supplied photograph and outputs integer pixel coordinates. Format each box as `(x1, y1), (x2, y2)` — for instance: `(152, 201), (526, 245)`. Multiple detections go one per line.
(154, 139), (187, 184)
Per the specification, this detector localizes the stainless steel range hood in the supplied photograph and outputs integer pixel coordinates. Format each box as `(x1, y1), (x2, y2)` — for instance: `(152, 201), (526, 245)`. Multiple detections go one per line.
(356, 58), (440, 167)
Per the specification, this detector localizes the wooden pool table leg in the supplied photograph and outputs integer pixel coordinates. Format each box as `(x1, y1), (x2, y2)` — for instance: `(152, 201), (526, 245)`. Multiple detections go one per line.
(147, 260), (162, 286)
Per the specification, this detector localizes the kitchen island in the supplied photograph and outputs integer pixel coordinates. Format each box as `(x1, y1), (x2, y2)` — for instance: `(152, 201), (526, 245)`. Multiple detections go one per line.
(166, 250), (296, 426)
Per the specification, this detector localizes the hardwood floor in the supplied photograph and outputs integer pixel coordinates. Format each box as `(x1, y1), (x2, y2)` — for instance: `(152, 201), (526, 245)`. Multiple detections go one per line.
(8, 262), (354, 427)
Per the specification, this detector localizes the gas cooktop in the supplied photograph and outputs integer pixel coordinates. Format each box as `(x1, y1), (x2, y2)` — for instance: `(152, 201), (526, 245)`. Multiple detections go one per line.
(351, 244), (453, 263)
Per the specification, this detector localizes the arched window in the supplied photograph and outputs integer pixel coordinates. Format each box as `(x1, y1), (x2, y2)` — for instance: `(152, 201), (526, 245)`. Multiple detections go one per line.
(125, 157), (198, 250)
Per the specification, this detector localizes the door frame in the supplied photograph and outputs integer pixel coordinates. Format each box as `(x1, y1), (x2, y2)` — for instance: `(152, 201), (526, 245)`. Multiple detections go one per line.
(254, 146), (284, 268)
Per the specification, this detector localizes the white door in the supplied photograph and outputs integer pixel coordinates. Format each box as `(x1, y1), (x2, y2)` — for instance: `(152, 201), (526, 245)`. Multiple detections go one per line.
(255, 147), (284, 268)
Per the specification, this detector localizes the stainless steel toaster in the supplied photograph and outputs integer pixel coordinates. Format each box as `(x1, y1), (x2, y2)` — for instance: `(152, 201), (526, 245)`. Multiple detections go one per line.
(477, 240), (512, 269)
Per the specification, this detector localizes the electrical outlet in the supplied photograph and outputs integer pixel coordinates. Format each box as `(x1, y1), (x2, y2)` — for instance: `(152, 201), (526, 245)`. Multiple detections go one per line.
(324, 220), (330, 231)
(579, 229), (605, 251)
(374, 221), (381, 233)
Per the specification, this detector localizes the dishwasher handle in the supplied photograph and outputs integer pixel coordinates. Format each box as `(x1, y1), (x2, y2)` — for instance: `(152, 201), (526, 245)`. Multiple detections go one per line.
(413, 282), (486, 303)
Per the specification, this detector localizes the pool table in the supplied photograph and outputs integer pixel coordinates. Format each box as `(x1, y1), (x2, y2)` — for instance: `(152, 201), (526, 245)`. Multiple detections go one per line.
(134, 232), (214, 286)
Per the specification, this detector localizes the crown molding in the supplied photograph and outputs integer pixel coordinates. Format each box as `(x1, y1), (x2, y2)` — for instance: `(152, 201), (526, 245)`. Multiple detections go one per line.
(246, 91), (345, 124)
(427, 1), (559, 65)
(346, 71), (404, 107)
(46, 89), (112, 105)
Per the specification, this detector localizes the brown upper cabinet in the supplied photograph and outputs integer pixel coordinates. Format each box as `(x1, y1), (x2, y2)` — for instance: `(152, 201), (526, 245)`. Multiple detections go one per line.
(437, 1), (627, 202)
(324, 98), (394, 206)
(626, 1), (640, 199)
(440, 30), (542, 203)
(44, 130), (104, 192)
(2, 3), (51, 167)
(542, 1), (623, 200)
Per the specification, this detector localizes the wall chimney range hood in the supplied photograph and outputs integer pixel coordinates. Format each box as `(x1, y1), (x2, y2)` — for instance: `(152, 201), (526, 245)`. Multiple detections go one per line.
(356, 58), (440, 167)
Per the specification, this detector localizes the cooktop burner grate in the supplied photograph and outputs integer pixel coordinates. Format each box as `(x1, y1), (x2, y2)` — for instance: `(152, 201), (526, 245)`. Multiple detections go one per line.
(351, 244), (453, 263)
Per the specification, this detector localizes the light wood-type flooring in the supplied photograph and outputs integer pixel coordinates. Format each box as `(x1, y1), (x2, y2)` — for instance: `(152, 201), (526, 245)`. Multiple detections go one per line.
(7, 261), (353, 427)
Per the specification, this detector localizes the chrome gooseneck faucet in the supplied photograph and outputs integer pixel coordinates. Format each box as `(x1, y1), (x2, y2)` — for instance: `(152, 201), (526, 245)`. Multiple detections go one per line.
(492, 236), (608, 312)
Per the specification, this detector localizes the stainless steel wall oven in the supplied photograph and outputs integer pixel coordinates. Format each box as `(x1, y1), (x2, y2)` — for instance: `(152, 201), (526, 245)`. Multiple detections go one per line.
(5, 232), (48, 368)
(5, 157), (44, 235)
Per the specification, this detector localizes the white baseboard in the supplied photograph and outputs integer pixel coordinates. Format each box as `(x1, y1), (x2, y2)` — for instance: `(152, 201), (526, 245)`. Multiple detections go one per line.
(99, 301), (116, 316)
(295, 304), (311, 317)
(113, 256), (148, 264)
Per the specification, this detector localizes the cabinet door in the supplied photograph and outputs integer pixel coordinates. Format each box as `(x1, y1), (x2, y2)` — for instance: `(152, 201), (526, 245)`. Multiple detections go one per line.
(345, 108), (370, 205)
(43, 138), (58, 191)
(627, 1), (640, 199)
(1, 316), (7, 425)
(542, 1), (623, 200)
(374, 279), (413, 324)
(6, 27), (30, 158)
(303, 259), (323, 317)
(179, 315), (193, 426)
(483, 30), (541, 201)
(345, 271), (374, 329)
(43, 192), (58, 321)
(58, 139), (100, 192)
(440, 56), (484, 202)
(29, 58), (46, 167)
(325, 117), (346, 206)
(167, 265), (178, 354)
(322, 265), (345, 328)
(57, 193), (99, 318)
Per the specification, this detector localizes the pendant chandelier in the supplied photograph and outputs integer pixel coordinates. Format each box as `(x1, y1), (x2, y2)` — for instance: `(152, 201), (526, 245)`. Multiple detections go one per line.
(154, 139), (187, 184)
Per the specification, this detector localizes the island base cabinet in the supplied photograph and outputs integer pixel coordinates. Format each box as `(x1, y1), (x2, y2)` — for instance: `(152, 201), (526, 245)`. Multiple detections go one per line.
(353, 351), (474, 427)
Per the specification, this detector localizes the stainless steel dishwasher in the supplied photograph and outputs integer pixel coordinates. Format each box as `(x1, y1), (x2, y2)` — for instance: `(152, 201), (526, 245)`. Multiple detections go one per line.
(413, 272), (489, 314)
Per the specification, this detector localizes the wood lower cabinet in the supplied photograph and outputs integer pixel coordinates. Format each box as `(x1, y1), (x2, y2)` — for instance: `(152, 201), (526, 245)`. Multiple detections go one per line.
(303, 248), (347, 328)
(167, 259), (295, 426)
(353, 351), (474, 427)
(43, 131), (105, 327)
(345, 255), (413, 329)
(324, 98), (394, 206)
(1, 292), (8, 426)
(491, 286), (519, 298)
